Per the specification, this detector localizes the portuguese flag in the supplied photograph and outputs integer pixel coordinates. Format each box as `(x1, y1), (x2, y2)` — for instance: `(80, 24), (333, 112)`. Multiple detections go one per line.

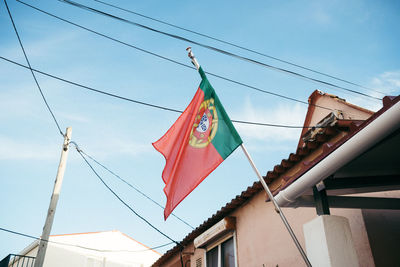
(153, 67), (243, 220)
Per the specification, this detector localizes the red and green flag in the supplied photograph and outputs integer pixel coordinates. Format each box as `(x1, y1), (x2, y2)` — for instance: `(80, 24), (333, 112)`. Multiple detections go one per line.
(153, 67), (243, 220)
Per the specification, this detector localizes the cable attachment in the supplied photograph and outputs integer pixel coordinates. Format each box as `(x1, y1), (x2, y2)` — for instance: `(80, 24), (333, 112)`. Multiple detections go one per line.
(69, 141), (82, 153)
(62, 128), (72, 151)
(63, 139), (69, 151)
(186, 47), (199, 70)
(63, 131), (70, 147)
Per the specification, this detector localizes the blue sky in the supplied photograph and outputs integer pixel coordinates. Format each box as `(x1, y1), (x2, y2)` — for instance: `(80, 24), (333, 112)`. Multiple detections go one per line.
(1, 0), (399, 259)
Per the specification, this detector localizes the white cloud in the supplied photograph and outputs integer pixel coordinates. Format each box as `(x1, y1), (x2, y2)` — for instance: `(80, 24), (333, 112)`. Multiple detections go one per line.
(0, 81), (54, 125)
(0, 136), (58, 160)
(347, 70), (400, 112)
(58, 112), (90, 123)
(2, 31), (82, 60)
(233, 98), (306, 142)
(102, 136), (153, 157)
(370, 70), (400, 95)
(313, 9), (331, 24)
(74, 133), (153, 161)
(308, 2), (333, 25)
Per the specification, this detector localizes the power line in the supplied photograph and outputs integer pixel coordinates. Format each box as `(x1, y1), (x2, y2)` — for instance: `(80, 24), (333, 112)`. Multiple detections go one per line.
(15, 1), (380, 110)
(4, 0), (177, 253)
(59, 0), (381, 101)
(73, 144), (195, 230)
(15, 0), (327, 111)
(8, 2), (364, 128)
(93, 0), (386, 97)
(72, 143), (181, 246)
(4, 0), (64, 136)
(13, 0), (377, 105)
(5, 2), (378, 131)
(1, 56), (327, 129)
(0, 227), (174, 253)
(11, 1), (345, 113)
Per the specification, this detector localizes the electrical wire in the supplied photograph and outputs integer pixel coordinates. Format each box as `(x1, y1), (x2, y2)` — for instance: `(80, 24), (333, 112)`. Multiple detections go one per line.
(2, 1), (179, 251)
(1, 49), (318, 116)
(59, 0), (381, 101)
(72, 143), (181, 246)
(1, 56), (326, 129)
(0, 227), (174, 253)
(93, 0), (386, 97)
(15, 0), (327, 111)
(2, 1), (376, 253)
(73, 144), (195, 230)
(12, 2), (349, 111)
(4, 0), (64, 137)
(15, 0), (382, 114)
(3, 0), (355, 253)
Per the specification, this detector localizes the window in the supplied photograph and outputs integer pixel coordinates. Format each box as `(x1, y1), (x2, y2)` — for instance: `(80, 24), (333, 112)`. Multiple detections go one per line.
(206, 246), (218, 267)
(206, 237), (236, 267)
(221, 237), (235, 267)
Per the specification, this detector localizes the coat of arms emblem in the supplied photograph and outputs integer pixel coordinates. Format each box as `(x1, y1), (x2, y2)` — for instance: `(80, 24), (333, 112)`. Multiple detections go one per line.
(189, 99), (218, 148)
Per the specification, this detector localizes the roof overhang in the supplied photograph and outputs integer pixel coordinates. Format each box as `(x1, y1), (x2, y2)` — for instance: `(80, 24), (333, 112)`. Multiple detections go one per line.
(275, 96), (400, 206)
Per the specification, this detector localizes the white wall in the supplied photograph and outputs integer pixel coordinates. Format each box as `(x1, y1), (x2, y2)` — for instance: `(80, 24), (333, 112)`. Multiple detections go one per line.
(19, 231), (159, 267)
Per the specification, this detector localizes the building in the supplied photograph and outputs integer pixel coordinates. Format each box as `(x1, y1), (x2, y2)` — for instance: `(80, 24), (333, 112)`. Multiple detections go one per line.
(152, 91), (400, 267)
(2, 230), (160, 267)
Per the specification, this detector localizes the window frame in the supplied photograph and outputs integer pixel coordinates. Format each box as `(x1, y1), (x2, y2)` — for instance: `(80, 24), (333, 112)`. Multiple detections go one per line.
(204, 232), (238, 267)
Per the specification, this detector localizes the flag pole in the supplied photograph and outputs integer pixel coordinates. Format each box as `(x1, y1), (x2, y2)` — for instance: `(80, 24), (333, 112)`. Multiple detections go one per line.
(186, 47), (312, 267)
(240, 144), (311, 267)
(187, 47), (200, 70)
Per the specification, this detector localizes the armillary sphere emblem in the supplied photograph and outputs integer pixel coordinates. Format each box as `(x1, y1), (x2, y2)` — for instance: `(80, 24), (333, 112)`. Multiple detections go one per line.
(189, 99), (218, 148)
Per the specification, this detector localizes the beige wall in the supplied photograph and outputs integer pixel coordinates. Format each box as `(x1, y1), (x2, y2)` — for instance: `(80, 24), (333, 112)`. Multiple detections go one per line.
(233, 192), (313, 267)
(190, 244), (205, 267)
(233, 191), (378, 267)
(19, 231), (160, 267)
(161, 190), (400, 267)
(184, 192), (376, 267)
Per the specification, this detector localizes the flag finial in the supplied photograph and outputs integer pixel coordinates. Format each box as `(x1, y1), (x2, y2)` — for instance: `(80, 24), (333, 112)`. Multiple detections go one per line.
(186, 47), (200, 70)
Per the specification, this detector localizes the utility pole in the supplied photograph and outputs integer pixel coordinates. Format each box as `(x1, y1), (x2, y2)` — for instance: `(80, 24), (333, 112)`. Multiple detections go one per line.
(34, 127), (72, 267)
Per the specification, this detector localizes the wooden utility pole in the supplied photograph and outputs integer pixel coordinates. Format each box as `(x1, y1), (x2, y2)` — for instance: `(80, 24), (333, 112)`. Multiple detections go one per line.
(34, 127), (72, 267)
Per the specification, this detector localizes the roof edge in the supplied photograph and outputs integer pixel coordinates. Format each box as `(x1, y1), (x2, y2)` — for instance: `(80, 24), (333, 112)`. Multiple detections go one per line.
(275, 95), (400, 205)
